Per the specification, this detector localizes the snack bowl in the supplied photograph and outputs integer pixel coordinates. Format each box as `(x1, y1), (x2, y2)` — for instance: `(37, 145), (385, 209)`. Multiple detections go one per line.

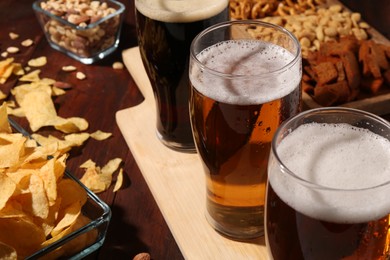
(7, 119), (111, 260)
(33, 0), (125, 64)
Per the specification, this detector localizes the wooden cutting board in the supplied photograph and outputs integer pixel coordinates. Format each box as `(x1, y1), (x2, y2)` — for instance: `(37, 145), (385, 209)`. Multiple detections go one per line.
(116, 47), (267, 260)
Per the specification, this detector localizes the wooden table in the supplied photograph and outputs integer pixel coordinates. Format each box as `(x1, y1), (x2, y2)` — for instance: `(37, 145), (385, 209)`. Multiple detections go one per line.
(0, 1), (389, 259)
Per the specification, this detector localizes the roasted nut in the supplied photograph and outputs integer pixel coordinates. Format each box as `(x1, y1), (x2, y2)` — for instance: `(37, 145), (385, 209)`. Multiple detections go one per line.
(6, 47), (19, 53)
(21, 39), (34, 47)
(76, 71), (86, 80)
(253, 4), (370, 57)
(112, 61), (124, 70)
(9, 32), (19, 40)
(62, 65), (77, 72)
(28, 56), (47, 67)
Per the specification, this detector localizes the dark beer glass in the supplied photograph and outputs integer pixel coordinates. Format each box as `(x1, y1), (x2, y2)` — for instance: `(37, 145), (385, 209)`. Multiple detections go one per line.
(189, 20), (302, 239)
(266, 107), (390, 259)
(135, 0), (229, 152)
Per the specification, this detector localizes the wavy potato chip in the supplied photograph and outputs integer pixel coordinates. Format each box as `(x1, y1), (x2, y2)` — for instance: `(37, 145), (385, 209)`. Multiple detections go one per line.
(0, 174), (17, 210)
(0, 217), (46, 259)
(0, 102), (96, 258)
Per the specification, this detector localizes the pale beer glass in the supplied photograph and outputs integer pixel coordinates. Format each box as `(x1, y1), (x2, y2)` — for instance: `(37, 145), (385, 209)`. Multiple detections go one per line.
(135, 0), (229, 152)
(266, 107), (390, 259)
(189, 20), (302, 239)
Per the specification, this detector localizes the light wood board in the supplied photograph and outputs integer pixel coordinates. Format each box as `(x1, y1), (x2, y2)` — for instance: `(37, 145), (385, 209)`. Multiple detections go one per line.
(116, 47), (267, 260)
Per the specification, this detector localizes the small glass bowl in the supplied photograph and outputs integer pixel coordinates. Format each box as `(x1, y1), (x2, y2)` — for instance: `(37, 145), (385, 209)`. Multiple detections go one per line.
(33, 0), (125, 64)
(9, 119), (112, 260)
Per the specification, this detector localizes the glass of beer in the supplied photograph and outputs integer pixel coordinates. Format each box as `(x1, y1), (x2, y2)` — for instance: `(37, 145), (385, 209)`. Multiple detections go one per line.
(134, 0), (229, 152)
(266, 107), (390, 259)
(189, 20), (302, 239)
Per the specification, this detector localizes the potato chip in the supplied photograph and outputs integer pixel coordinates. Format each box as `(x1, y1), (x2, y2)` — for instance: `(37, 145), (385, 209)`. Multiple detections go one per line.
(90, 130), (112, 141)
(0, 173), (17, 210)
(18, 69), (41, 82)
(11, 82), (52, 105)
(0, 91), (7, 101)
(0, 133), (25, 168)
(53, 117), (89, 133)
(0, 58), (14, 75)
(80, 158), (122, 193)
(19, 90), (57, 131)
(113, 168), (124, 192)
(29, 174), (50, 219)
(101, 158), (122, 175)
(0, 217), (46, 258)
(0, 202), (25, 218)
(80, 165), (113, 194)
(0, 103), (11, 134)
(0, 241), (17, 260)
(52, 86), (66, 96)
(5, 169), (35, 193)
(6, 107), (24, 118)
(38, 158), (62, 206)
(79, 159), (96, 169)
(42, 215), (97, 259)
(11, 63), (24, 76)
(51, 202), (81, 237)
(57, 179), (87, 210)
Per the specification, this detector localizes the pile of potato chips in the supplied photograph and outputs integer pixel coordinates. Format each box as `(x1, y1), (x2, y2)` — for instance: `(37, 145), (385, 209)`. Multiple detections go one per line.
(0, 55), (124, 193)
(0, 103), (97, 259)
(0, 33), (125, 259)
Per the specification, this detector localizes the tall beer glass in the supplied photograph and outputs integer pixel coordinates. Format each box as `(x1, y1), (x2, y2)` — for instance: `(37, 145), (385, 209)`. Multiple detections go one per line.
(135, 0), (229, 152)
(266, 107), (390, 259)
(189, 20), (302, 239)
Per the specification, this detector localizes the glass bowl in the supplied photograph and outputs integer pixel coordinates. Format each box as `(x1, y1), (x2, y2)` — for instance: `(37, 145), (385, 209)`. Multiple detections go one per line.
(32, 0), (125, 64)
(8, 119), (112, 260)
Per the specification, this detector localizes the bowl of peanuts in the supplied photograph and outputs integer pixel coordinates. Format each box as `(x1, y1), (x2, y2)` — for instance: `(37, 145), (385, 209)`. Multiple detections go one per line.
(33, 0), (125, 64)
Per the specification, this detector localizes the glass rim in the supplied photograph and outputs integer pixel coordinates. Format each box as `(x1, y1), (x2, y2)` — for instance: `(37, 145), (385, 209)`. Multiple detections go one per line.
(190, 20), (302, 79)
(271, 107), (390, 192)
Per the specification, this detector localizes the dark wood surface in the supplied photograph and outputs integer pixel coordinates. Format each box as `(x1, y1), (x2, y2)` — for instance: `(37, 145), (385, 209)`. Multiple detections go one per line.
(0, 1), (389, 259)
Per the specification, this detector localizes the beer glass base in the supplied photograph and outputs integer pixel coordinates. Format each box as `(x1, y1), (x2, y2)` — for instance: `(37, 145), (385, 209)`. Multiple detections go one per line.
(205, 202), (264, 240)
(156, 131), (197, 153)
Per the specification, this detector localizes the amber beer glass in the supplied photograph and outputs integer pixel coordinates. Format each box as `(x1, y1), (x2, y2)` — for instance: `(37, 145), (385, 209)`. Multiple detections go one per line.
(266, 107), (390, 259)
(189, 20), (302, 239)
(134, 0), (229, 152)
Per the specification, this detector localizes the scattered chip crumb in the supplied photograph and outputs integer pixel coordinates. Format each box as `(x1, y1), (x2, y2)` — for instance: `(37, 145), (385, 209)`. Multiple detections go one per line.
(28, 56), (47, 67)
(112, 61), (124, 70)
(1, 52), (8, 58)
(9, 32), (19, 40)
(6, 47), (19, 54)
(62, 65), (77, 72)
(76, 71), (86, 80)
(21, 39), (34, 47)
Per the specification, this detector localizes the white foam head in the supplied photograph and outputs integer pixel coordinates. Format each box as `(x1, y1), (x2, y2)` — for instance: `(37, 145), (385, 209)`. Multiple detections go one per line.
(190, 40), (301, 105)
(135, 0), (228, 23)
(269, 122), (390, 223)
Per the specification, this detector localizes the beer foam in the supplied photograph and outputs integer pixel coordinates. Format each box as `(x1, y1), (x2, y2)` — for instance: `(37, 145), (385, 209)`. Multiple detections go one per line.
(269, 122), (390, 223)
(135, 0), (228, 23)
(190, 40), (301, 105)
